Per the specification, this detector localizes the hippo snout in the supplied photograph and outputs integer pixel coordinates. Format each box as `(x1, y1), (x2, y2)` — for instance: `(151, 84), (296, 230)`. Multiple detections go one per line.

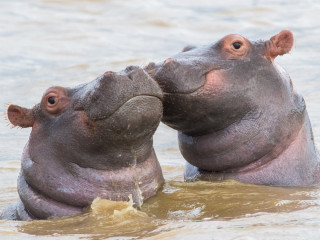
(73, 66), (163, 121)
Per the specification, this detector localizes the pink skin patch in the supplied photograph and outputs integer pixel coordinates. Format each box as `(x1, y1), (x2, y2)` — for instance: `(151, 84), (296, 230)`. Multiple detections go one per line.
(202, 70), (226, 92)
(104, 71), (113, 75)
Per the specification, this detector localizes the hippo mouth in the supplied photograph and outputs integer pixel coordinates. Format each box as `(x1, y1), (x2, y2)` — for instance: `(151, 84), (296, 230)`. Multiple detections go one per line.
(72, 69), (163, 122)
(145, 61), (224, 95)
(84, 93), (163, 121)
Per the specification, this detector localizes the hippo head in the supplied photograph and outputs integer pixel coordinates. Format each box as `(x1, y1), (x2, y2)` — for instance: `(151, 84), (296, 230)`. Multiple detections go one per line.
(145, 31), (317, 187)
(146, 30), (296, 136)
(6, 66), (164, 220)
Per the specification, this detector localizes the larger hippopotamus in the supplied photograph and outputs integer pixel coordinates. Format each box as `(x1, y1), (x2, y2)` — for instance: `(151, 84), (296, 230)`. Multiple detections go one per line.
(146, 30), (320, 187)
(1, 66), (164, 220)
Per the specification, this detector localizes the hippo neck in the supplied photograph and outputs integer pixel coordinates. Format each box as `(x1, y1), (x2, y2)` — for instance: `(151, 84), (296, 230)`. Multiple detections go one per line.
(17, 142), (164, 219)
(185, 112), (320, 186)
(67, 139), (155, 170)
(28, 130), (155, 171)
(178, 99), (307, 173)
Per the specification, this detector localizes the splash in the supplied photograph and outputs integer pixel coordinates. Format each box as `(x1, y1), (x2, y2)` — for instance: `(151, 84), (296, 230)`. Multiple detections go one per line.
(90, 195), (148, 220)
(18, 196), (157, 239)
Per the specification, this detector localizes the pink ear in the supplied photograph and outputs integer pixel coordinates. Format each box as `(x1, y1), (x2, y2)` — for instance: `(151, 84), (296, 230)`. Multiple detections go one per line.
(265, 30), (294, 61)
(7, 105), (34, 128)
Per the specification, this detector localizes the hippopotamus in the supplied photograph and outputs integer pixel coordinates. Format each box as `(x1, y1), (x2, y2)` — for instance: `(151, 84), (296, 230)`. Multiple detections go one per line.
(1, 66), (164, 220)
(146, 30), (320, 187)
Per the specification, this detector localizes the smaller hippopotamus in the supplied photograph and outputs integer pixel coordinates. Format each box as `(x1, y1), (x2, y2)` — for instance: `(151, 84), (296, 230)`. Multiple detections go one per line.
(1, 66), (164, 220)
(146, 30), (320, 187)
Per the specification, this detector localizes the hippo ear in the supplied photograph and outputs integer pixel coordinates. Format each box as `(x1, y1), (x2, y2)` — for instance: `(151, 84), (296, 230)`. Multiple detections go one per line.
(265, 30), (294, 61)
(182, 45), (196, 52)
(7, 105), (34, 128)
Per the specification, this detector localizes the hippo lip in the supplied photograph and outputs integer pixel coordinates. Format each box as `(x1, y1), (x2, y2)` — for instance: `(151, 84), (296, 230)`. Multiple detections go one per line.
(93, 93), (163, 121)
(74, 93), (163, 121)
(152, 68), (220, 95)
(162, 74), (207, 95)
(146, 60), (225, 95)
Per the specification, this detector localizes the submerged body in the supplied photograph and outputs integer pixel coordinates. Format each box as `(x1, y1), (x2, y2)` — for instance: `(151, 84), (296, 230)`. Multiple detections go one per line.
(1, 66), (164, 220)
(147, 30), (320, 186)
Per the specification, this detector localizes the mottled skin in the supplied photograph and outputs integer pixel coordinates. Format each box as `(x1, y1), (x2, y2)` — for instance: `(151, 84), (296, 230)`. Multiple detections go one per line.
(1, 66), (164, 220)
(146, 30), (320, 187)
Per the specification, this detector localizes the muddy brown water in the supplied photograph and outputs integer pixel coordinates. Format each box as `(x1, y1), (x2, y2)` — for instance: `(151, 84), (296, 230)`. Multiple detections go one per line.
(1, 0), (320, 239)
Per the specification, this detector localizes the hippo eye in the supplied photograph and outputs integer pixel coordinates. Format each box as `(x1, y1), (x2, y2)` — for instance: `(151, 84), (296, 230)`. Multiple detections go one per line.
(48, 96), (56, 105)
(43, 87), (70, 115)
(232, 42), (242, 50)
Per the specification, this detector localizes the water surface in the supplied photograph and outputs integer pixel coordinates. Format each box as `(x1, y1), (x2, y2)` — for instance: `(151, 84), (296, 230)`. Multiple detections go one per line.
(1, 0), (320, 239)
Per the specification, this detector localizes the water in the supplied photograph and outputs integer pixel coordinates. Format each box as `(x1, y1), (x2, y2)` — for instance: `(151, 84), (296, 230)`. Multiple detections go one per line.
(1, 0), (320, 239)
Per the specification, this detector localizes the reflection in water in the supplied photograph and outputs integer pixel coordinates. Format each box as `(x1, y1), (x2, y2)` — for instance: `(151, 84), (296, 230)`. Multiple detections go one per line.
(1, 0), (320, 239)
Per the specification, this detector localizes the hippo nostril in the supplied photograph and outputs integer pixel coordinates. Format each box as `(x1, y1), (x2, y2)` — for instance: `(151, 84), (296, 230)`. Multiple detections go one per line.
(125, 66), (136, 72)
(144, 62), (156, 71)
(164, 58), (174, 65)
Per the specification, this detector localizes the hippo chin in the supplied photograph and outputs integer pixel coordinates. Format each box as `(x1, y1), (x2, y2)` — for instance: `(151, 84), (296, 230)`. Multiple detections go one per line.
(146, 30), (320, 187)
(1, 66), (164, 220)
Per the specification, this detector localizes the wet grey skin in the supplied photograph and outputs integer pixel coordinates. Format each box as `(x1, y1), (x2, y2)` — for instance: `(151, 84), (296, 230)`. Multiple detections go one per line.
(1, 66), (164, 220)
(146, 30), (320, 187)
